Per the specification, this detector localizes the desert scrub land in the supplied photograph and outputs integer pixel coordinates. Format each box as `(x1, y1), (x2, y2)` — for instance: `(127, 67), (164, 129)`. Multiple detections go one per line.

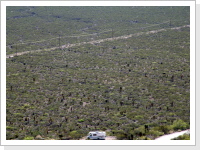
(6, 6), (190, 140)
(6, 6), (189, 55)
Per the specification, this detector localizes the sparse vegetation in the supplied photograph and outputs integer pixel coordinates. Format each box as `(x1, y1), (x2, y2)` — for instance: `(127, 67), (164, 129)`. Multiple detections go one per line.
(171, 133), (190, 140)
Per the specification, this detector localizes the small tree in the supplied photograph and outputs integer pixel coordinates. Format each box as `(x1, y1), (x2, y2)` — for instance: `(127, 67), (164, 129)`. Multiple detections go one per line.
(69, 130), (82, 139)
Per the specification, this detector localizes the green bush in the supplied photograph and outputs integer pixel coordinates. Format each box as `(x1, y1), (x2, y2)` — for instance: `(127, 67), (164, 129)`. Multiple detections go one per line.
(133, 126), (146, 137)
(171, 119), (189, 131)
(158, 125), (172, 134)
(137, 136), (151, 140)
(23, 136), (34, 140)
(69, 130), (82, 139)
(171, 134), (190, 140)
(6, 126), (16, 131)
(30, 130), (42, 137)
(148, 129), (164, 138)
(135, 115), (144, 120)
(116, 133), (127, 140)
(78, 119), (84, 123)
(111, 130), (127, 140)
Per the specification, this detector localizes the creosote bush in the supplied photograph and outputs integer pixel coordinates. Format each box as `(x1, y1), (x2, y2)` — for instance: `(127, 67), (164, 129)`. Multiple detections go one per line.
(23, 136), (34, 140)
(171, 133), (190, 140)
(171, 119), (189, 131)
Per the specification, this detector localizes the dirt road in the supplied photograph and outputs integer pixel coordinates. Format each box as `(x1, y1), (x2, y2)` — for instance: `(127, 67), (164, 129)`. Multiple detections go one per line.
(79, 129), (190, 140)
(155, 129), (190, 140)
(6, 25), (189, 59)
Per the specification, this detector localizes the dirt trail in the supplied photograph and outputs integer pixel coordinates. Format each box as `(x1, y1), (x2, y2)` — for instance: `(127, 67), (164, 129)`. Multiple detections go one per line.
(155, 129), (190, 140)
(79, 129), (190, 140)
(6, 25), (189, 59)
(105, 136), (117, 140)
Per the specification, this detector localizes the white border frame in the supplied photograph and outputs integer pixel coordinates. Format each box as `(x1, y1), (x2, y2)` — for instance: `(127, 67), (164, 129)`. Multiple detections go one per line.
(1, 0), (195, 146)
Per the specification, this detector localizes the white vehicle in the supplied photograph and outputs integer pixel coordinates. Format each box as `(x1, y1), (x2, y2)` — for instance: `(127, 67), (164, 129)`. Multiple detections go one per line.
(87, 131), (106, 140)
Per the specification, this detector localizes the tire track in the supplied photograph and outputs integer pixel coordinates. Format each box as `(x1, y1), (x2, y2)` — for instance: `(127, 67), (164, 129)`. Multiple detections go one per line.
(6, 25), (189, 59)
(7, 20), (171, 47)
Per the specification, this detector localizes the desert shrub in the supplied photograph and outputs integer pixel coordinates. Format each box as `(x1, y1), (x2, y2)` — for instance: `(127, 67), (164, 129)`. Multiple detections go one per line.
(158, 125), (172, 134)
(116, 133), (127, 140)
(171, 119), (189, 131)
(69, 130), (82, 139)
(137, 136), (151, 140)
(100, 127), (107, 131)
(30, 130), (42, 137)
(133, 126), (146, 137)
(111, 130), (127, 140)
(13, 112), (24, 117)
(78, 119), (84, 123)
(6, 132), (19, 140)
(23, 136), (34, 140)
(6, 126), (16, 131)
(135, 115), (144, 120)
(148, 129), (164, 138)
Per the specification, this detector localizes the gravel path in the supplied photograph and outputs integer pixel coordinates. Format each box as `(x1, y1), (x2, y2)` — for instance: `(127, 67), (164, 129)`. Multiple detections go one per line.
(155, 129), (190, 140)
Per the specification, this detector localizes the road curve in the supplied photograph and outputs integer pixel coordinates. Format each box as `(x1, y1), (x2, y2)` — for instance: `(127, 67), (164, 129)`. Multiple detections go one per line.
(155, 129), (190, 140)
(80, 129), (190, 140)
